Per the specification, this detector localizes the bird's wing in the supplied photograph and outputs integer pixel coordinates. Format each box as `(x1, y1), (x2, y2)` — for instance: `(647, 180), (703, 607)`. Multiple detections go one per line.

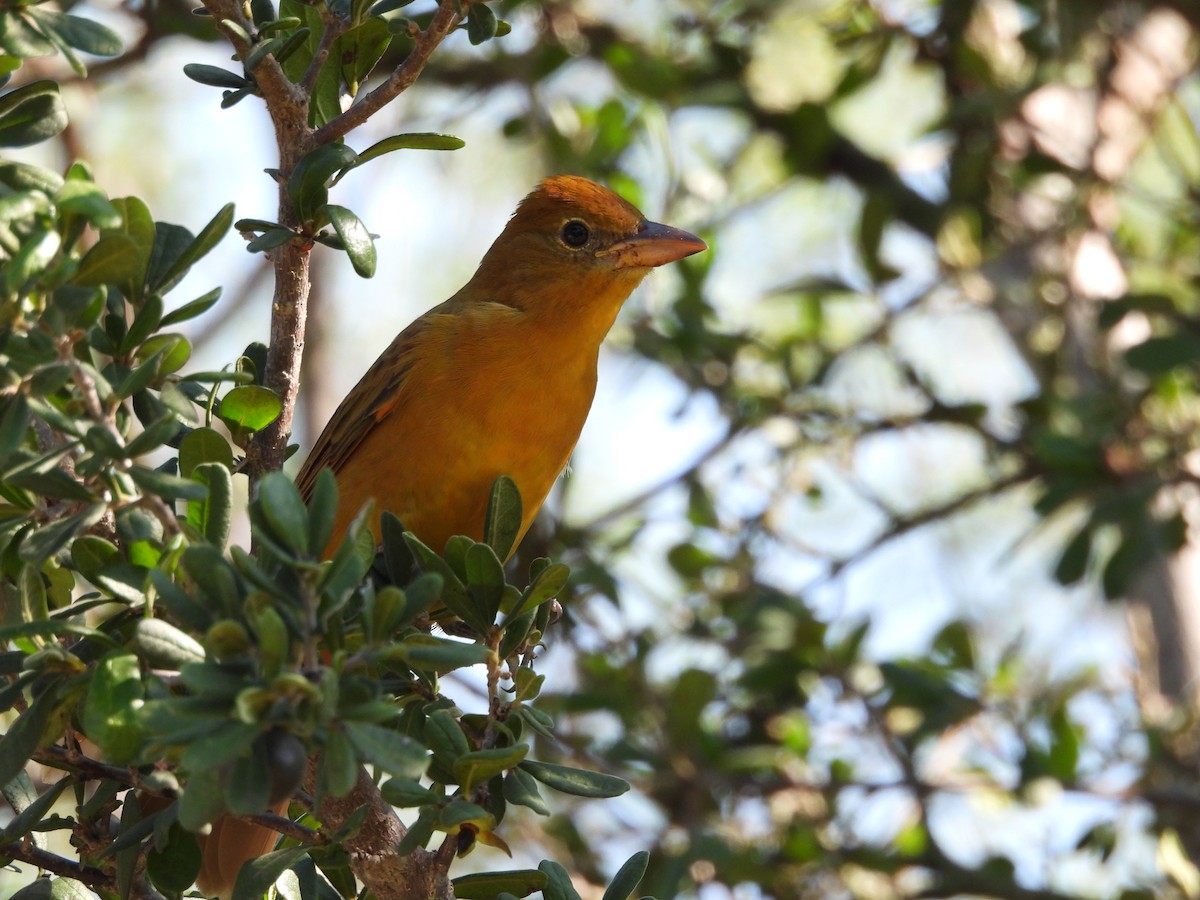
(294, 315), (431, 500)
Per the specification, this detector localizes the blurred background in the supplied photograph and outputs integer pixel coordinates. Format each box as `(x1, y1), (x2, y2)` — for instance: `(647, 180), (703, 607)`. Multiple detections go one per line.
(8, 0), (1200, 896)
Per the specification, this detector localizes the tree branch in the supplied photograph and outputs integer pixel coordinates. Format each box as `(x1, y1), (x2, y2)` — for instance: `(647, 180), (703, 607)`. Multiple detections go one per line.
(307, 764), (453, 900)
(313, 0), (466, 144)
(3, 842), (114, 892)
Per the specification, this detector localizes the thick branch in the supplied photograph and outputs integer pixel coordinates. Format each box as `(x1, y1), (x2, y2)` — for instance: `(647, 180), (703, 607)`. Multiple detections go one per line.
(244, 238), (314, 478)
(307, 764), (453, 900)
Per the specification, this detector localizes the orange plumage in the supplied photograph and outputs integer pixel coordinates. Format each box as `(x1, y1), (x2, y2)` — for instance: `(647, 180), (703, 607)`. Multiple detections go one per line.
(196, 176), (704, 898)
(295, 174), (706, 555)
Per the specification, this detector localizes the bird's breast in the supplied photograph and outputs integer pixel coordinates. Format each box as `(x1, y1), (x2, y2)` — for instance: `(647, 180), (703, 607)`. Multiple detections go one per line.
(341, 306), (602, 554)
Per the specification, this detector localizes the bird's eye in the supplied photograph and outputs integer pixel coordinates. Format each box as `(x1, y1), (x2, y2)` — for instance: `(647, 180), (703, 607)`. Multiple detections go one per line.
(560, 220), (590, 248)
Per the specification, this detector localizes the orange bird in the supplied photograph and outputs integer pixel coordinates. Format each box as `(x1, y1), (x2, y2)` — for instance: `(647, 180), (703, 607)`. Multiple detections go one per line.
(193, 175), (704, 897)
(296, 174), (706, 554)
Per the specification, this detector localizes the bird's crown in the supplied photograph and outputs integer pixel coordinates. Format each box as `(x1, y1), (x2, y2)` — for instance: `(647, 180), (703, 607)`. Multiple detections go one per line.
(509, 174), (645, 237)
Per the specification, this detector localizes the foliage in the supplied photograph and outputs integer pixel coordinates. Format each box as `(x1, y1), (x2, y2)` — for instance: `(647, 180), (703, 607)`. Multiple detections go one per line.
(3, 0), (1200, 899)
(0, 1), (646, 899)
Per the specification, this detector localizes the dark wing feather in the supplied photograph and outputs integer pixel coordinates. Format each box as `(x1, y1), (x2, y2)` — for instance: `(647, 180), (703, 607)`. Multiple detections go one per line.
(294, 317), (429, 500)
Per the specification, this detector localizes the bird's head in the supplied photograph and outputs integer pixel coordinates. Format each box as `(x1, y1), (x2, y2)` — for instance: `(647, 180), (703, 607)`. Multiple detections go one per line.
(470, 175), (707, 314)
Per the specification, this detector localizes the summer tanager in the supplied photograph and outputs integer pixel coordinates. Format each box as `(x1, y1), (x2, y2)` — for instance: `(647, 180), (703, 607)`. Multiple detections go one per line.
(191, 175), (705, 897)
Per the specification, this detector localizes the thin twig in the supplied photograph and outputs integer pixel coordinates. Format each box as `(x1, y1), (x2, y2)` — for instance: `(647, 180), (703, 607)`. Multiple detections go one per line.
(313, 0), (468, 144)
(301, 4), (347, 95)
(4, 842), (113, 891)
(801, 469), (1034, 593)
(199, 0), (306, 113)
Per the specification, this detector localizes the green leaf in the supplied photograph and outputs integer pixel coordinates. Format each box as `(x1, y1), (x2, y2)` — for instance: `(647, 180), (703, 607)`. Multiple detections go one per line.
(318, 726), (358, 798)
(229, 846), (307, 900)
(539, 861), (583, 900)
(145, 221), (192, 292)
(152, 203), (234, 294)
(351, 132), (465, 169)
(402, 533), (483, 633)
(464, 541), (505, 625)
(306, 467), (337, 559)
(256, 471), (310, 554)
(5, 227), (59, 290)
(1100, 532), (1144, 600)
(136, 333), (192, 380)
(1047, 706), (1080, 782)
(484, 475), (521, 561)
(133, 618), (205, 669)
(380, 510), (413, 582)
(123, 415), (182, 458)
(0, 393), (29, 462)
(366, 0), (416, 14)
(287, 143), (358, 222)
(502, 767), (548, 815)
(465, 2), (497, 44)
(0, 11), (55, 57)
(26, 8), (121, 56)
(247, 227), (297, 253)
(8, 466), (95, 502)
(423, 707), (470, 774)
(378, 778), (437, 808)
(309, 18), (390, 125)
(219, 385), (282, 432)
(19, 503), (106, 561)
(73, 234), (143, 286)
(508, 562), (569, 621)
(0, 159), (63, 194)
(122, 292), (164, 352)
(178, 426), (233, 477)
(601, 851), (649, 900)
(70, 534), (117, 581)
(388, 634), (490, 672)
(519, 760), (629, 798)
(226, 739), (271, 815)
(323, 204), (376, 277)
(1124, 333), (1200, 374)
(435, 798), (491, 831)
(0, 773), (69, 845)
(82, 652), (144, 763)
(178, 770), (225, 831)
(0, 80), (67, 147)
(105, 196), (155, 302)
(146, 823), (202, 894)
(0, 682), (60, 790)
(55, 179), (120, 228)
(0, 190), (49, 224)
(183, 63), (250, 89)
(17, 561), (47, 623)
(343, 721), (429, 780)
(452, 871), (548, 900)
(1054, 526), (1091, 586)
(454, 743), (528, 793)
(180, 721), (261, 773)
(161, 287), (222, 327)
(395, 808), (435, 856)
(129, 465), (209, 500)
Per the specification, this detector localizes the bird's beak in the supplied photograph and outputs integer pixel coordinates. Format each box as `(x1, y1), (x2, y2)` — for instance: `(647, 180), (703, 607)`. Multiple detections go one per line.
(602, 220), (707, 269)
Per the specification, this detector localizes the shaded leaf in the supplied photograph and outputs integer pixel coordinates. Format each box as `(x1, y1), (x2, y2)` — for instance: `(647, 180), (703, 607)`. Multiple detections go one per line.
(520, 760), (629, 798)
(324, 204), (376, 277)
(0, 80), (67, 147)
